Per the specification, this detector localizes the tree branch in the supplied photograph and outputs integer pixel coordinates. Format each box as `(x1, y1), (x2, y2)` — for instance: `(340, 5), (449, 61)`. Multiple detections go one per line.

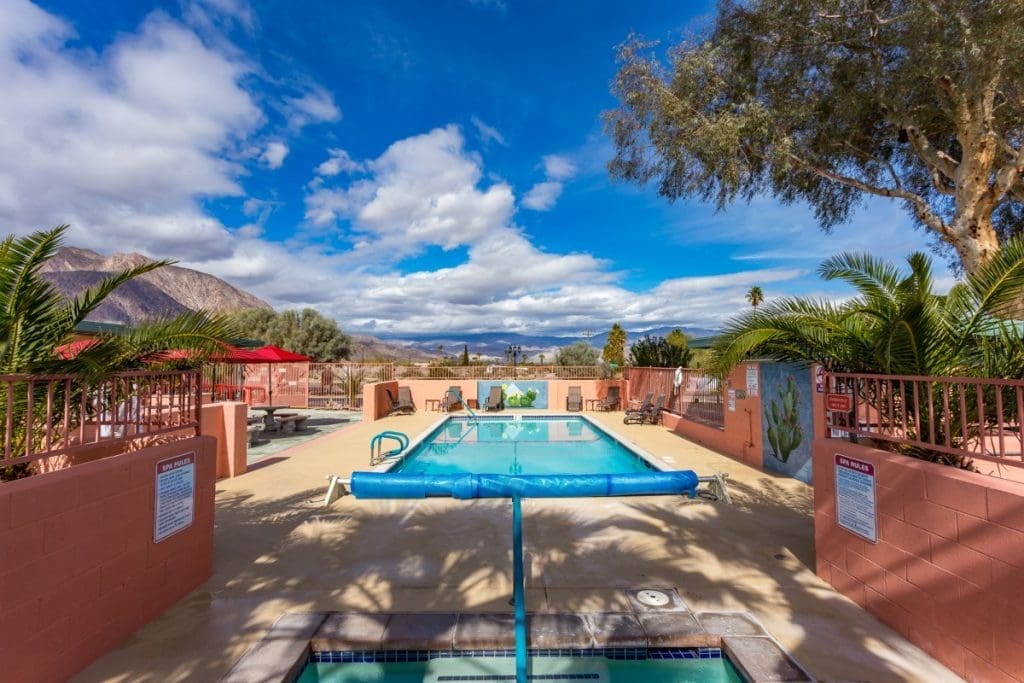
(788, 153), (954, 240)
(903, 124), (958, 180)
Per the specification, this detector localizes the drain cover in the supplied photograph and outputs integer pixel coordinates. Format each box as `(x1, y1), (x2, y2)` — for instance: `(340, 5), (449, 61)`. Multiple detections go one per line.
(635, 589), (671, 607)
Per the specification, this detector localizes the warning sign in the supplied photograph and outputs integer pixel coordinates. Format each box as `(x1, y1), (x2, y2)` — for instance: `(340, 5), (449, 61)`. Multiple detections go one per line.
(826, 394), (853, 412)
(834, 453), (877, 543)
(154, 452), (196, 543)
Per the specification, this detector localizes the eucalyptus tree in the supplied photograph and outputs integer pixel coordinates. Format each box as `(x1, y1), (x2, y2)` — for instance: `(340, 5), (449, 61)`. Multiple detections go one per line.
(607, 0), (1024, 275)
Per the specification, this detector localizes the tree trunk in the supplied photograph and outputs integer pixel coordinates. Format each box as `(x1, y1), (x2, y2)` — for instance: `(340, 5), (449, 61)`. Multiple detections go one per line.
(950, 210), (1000, 275)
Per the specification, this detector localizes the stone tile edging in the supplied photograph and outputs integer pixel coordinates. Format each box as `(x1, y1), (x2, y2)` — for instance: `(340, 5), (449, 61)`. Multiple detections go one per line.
(222, 607), (813, 682)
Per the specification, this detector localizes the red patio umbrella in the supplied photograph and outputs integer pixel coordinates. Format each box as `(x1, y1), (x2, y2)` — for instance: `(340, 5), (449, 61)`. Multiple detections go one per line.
(247, 345), (311, 405)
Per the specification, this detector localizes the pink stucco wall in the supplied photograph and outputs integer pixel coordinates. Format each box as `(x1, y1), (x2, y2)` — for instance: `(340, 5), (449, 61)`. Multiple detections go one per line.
(813, 438), (1024, 681)
(0, 436), (217, 682)
(362, 379), (627, 418)
(202, 401), (248, 479)
(661, 363), (764, 469)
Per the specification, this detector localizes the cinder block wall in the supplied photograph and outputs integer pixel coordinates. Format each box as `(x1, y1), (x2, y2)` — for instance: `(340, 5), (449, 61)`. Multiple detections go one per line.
(0, 436), (217, 682)
(813, 439), (1024, 681)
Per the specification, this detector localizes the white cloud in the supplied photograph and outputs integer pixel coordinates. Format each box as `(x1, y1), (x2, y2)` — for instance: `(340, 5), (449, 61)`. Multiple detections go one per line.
(260, 141), (288, 169)
(0, 1), (264, 259)
(284, 85), (341, 129)
(316, 148), (363, 176)
(184, 0), (256, 33)
(305, 125), (515, 253)
(470, 115), (507, 146)
(521, 181), (563, 211)
(521, 153), (578, 212)
(542, 154), (576, 181)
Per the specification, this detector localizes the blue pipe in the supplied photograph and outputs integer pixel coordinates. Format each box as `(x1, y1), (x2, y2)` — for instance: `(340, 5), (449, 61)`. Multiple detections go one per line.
(512, 494), (527, 683)
(350, 471), (700, 499)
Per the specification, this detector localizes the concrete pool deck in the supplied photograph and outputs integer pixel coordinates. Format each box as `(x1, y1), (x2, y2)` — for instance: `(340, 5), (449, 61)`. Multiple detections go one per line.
(73, 410), (961, 682)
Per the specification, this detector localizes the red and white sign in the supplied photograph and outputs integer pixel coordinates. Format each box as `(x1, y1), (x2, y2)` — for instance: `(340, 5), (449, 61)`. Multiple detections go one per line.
(154, 452), (196, 543)
(826, 393), (853, 413)
(835, 453), (877, 543)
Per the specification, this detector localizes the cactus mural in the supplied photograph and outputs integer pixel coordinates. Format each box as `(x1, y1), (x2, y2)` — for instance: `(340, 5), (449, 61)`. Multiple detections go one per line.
(765, 375), (803, 463)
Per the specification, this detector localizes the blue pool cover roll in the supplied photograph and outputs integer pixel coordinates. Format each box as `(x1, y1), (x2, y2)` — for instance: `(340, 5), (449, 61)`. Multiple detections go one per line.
(350, 470), (700, 499)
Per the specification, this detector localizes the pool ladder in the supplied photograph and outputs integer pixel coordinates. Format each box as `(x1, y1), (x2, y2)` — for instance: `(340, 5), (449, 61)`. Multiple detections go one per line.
(447, 388), (480, 422)
(369, 430), (409, 466)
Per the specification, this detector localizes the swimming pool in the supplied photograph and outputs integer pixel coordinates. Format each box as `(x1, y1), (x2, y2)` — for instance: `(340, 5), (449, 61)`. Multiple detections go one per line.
(389, 416), (659, 476)
(298, 648), (745, 682)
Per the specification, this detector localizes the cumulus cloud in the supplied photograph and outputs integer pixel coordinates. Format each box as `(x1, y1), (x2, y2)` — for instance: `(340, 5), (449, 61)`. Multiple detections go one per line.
(521, 182), (562, 211)
(470, 115), (507, 146)
(315, 148), (363, 176)
(260, 141), (289, 169)
(305, 125), (516, 253)
(284, 85), (341, 129)
(0, 0), (264, 259)
(522, 153), (577, 212)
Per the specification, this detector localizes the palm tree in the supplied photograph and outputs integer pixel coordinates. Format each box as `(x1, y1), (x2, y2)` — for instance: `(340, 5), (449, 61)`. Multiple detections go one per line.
(711, 241), (1024, 467)
(746, 286), (764, 309)
(1, 226), (238, 479)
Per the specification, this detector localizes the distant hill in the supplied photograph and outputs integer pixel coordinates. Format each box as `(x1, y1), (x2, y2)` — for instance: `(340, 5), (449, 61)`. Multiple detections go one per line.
(40, 247), (273, 324)
(375, 326), (719, 360)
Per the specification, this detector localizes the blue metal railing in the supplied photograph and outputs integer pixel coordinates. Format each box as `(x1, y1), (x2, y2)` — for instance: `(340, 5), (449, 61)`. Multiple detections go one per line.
(512, 494), (527, 683)
(369, 430), (409, 465)
(448, 387), (480, 421)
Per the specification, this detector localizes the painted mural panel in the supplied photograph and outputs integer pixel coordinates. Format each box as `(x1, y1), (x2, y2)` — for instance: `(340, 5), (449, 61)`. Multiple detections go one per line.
(760, 362), (814, 483)
(476, 380), (549, 409)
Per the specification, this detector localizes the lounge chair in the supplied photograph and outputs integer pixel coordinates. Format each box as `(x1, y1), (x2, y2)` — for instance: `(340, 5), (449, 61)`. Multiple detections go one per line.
(441, 386), (463, 412)
(566, 386), (582, 412)
(642, 395), (667, 425)
(598, 386), (621, 411)
(483, 385), (504, 411)
(623, 394), (655, 423)
(628, 391), (653, 412)
(387, 386), (415, 415)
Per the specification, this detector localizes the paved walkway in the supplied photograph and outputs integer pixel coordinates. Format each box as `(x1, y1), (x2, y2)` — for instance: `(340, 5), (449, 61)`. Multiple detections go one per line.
(74, 410), (960, 682)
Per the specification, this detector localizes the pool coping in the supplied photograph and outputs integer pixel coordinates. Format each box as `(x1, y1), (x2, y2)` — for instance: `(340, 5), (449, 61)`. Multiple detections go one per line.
(370, 412), (673, 475)
(222, 589), (814, 682)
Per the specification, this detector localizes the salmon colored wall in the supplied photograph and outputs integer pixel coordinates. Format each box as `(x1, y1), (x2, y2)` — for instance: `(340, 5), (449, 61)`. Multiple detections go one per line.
(0, 436), (217, 683)
(363, 381), (399, 421)
(661, 363), (763, 469)
(364, 379), (627, 417)
(202, 402), (248, 479)
(813, 438), (1024, 681)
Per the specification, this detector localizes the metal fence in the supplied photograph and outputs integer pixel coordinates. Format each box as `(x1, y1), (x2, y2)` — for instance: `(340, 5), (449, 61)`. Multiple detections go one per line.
(623, 367), (725, 428)
(825, 372), (1024, 467)
(2, 369), (201, 470)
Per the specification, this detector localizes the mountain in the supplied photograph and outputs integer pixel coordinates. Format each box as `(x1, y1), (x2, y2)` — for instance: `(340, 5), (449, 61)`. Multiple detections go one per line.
(40, 247), (272, 324)
(375, 326), (719, 360)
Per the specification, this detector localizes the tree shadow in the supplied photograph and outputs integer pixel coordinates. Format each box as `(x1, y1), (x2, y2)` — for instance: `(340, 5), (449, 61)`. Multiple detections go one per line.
(76, 475), (952, 682)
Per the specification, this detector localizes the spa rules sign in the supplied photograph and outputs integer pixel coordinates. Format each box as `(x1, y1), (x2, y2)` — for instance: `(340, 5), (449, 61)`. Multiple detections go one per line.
(834, 453), (877, 543)
(154, 452), (196, 542)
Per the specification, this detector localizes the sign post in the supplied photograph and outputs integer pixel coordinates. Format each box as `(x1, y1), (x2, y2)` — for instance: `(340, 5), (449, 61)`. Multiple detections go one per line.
(154, 452), (196, 543)
(834, 453), (877, 543)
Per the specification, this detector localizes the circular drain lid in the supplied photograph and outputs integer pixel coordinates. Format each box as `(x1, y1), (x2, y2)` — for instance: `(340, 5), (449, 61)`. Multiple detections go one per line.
(635, 589), (671, 607)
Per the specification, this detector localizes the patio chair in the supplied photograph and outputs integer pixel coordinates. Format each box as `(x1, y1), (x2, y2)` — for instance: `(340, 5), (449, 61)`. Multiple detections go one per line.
(623, 393), (655, 424)
(628, 391), (653, 412)
(598, 386), (621, 411)
(642, 394), (666, 424)
(566, 386), (582, 412)
(386, 387), (415, 415)
(441, 386), (463, 412)
(483, 385), (504, 411)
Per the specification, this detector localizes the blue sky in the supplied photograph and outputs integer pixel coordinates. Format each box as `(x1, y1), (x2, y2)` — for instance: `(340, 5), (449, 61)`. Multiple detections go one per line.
(2, 0), (953, 335)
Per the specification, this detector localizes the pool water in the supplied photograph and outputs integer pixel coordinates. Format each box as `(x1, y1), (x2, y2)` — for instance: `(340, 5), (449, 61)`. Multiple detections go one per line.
(391, 417), (656, 476)
(297, 654), (745, 682)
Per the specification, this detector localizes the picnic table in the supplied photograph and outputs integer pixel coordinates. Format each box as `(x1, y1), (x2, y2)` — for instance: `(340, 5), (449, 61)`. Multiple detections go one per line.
(250, 404), (291, 431)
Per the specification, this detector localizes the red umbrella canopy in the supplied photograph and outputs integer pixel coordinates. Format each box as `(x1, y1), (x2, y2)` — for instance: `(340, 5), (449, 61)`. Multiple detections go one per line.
(251, 345), (311, 362)
(211, 345), (265, 363)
